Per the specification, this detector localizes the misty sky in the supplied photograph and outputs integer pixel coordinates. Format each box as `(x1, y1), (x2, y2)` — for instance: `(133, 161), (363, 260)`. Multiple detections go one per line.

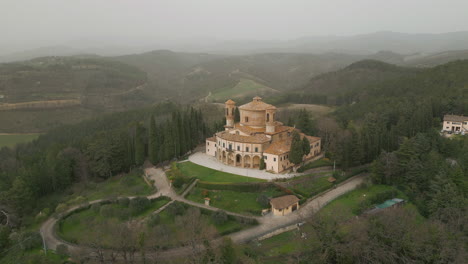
(2, 0), (468, 52)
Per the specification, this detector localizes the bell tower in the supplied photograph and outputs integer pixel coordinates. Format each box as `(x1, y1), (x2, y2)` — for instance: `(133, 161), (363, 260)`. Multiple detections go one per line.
(225, 99), (236, 129)
(266, 106), (276, 133)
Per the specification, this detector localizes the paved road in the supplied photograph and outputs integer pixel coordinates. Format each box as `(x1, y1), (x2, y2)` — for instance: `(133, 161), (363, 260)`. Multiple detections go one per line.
(40, 166), (366, 260)
(188, 152), (325, 180)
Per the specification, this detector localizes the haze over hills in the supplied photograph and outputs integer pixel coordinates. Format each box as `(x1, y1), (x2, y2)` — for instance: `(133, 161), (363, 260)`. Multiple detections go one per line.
(3, 31), (468, 63)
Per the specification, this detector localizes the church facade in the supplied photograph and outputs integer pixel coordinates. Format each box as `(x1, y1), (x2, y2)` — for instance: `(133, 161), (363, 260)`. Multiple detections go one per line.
(205, 97), (321, 173)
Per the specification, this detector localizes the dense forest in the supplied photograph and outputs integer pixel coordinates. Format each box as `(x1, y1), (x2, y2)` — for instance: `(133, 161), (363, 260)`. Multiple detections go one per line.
(0, 102), (221, 245)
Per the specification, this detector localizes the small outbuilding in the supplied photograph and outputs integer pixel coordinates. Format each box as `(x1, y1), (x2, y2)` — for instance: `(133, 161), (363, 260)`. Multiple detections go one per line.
(270, 195), (300, 216)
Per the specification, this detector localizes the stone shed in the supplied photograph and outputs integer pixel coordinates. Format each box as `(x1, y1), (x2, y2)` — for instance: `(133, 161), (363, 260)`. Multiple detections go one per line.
(270, 195), (300, 216)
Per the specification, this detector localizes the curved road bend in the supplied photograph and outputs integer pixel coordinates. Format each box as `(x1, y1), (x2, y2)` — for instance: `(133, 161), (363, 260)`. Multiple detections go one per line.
(40, 167), (366, 260)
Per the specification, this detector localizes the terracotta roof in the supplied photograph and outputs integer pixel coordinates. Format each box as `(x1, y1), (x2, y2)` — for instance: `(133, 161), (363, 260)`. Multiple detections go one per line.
(225, 99), (236, 105)
(264, 139), (292, 155)
(266, 124), (294, 135)
(235, 123), (266, 134)
(305, 135), (321, 143)
(444, 115), (467, 122)
(216, 131), (270, 144)
(239, 97), (275, 111)
(270, 195), (299, 209)
(206, 137), (216, 142)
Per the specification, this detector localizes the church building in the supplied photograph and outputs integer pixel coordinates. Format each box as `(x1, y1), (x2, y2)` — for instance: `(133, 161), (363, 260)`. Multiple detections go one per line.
(205, 97), (321, 173)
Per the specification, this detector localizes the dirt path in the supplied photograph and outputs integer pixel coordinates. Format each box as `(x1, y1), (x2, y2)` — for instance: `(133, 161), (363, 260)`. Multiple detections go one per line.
(40, 166), (367, 261)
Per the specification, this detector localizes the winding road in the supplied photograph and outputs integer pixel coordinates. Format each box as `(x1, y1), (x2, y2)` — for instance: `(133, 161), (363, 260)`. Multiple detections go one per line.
(40, 164), (366, 260)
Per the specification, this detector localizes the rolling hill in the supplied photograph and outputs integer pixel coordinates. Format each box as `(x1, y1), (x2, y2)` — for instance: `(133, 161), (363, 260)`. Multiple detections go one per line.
(0, 56), (154, 132)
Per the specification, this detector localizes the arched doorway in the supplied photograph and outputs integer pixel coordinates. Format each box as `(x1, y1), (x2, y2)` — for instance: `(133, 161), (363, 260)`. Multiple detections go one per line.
(222, 151), (227, 163)
(244, 155), (251, 168)
(228, 152), (234, 165)
(253, 156), (260, 168)
(236, 154), (242, 166)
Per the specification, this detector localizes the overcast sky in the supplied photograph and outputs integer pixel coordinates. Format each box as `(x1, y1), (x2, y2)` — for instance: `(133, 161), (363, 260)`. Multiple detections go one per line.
(2, 0), (468, 53)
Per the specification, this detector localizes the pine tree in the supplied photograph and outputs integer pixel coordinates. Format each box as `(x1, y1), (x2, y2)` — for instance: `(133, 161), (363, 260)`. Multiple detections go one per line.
(148, 115), (158, 164)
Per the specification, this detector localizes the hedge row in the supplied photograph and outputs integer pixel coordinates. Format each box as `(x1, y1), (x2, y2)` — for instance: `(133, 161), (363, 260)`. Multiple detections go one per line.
(197, 181), (274, 192)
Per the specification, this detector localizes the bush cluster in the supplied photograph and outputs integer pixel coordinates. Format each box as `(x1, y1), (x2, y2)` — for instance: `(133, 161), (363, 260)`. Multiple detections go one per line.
(197, 182), (272, 192)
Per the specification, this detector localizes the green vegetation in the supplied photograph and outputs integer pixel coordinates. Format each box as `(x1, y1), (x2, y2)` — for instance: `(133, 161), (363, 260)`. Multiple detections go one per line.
(186, 186), (285, 215)
(210, 78), (278, 101)
(0, 56), (151, 132)
(289, 175), (333, 198)
(58, 197), (170, 245)
(319, 184), (404, 219)
(0, 133), (39, 148)
(0, 248), (69, 264)
(58, 200), (254, 250)
(177, 161), (265, 183)
(297, 158), (332, 172)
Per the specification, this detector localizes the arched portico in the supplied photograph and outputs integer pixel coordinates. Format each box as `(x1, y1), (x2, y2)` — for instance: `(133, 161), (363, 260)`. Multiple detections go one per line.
(244, 155), (251, 168)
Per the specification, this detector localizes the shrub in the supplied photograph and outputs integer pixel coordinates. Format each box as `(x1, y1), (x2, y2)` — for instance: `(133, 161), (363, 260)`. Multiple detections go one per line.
(56, 244), (69, 256)
(172, 176), (185, 188)
(212, 210), (228, 225)
(118, 197), (130, 207)
(147, 214), (160, 227)
(259, 158), (265, 170)
(256, 194), (270, 207)
(197, 182), (272, 192)
(19, 232), (42, 250)
(55, 203), (68, 214)
(121, 175), (136, 186)
(117, 208), (130, 220)
(202, 189), (209, 197)
(91, 203), (101, 213)
(167, 202), (185, 216)
(99, 204), (120, 218)
(129, 197), (150, 216)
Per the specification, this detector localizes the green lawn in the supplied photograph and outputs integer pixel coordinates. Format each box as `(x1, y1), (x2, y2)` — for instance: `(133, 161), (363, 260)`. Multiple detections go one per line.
(287, 174), (334, 198)
(318, 184), (404, 219)
(298, 158), (333, 172)
(32, 169), (155, 225)
(58, 198), (170, 246)
(0, 248), (68, 264)
(0, 133), (40, 148)
(80, 170), (155, 201)
(186, 186), (284, 215)
(210, 78), (277, 101)
(177, 161), (265, 183)
(59, 200), (254, 249)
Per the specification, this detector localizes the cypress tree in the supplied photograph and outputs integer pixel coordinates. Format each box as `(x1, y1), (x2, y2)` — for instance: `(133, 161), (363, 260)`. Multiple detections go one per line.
(135, 123), (146, 166)
(302, 136), (311, 157)
(148, 115), (158, 164)
(234, 107), (240, 122)
(289, 131), (303, 165)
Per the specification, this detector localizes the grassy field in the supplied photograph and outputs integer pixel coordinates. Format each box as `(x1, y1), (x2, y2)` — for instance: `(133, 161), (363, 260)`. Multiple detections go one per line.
(59, 200), (254, 249)
(58, 198), (170, 245)
(210, 78), (279, 101)
(0, 133), (40, 148)
(186, 186), (284, 215)
(32, 169), (155, 223)
(0, 248), (68, 264)
(177, 161), (265, 183)
(319, 184), (406, 219)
